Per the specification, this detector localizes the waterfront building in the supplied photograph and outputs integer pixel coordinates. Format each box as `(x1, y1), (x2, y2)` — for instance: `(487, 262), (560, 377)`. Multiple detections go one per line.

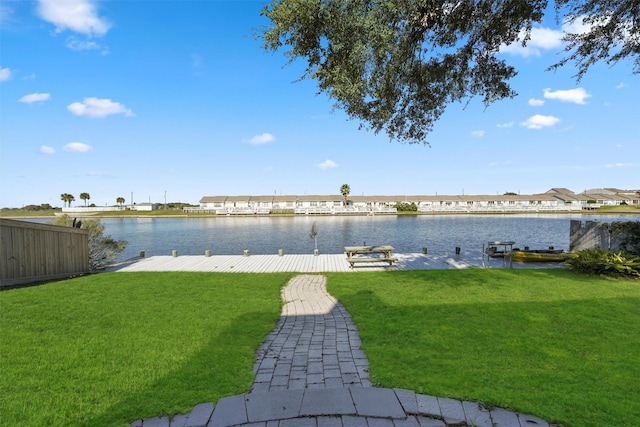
(188, 188), (639, 215)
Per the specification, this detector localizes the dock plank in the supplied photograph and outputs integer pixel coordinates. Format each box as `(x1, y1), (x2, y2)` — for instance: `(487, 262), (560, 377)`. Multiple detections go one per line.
(110, 254), (365, 273)
(109, 251), (545, 273)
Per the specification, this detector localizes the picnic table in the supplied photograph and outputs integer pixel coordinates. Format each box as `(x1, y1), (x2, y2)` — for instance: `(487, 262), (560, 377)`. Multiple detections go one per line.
(344, 245), (397, 267)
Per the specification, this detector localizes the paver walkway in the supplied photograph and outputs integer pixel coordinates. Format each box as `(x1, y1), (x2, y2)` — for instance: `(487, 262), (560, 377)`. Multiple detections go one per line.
(131, 275), (558, 427)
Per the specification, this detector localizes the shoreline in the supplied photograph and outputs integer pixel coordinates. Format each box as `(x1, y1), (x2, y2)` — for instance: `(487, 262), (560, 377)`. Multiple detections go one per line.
(2, 209), (640, 220)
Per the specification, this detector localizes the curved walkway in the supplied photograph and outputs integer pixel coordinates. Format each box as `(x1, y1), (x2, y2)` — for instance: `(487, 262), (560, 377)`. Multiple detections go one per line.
(131, 275), (558, 427)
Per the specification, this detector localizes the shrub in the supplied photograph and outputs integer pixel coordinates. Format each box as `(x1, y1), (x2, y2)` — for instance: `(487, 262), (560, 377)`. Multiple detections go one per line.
(394, 201), (418, 211)
(566, 248), (640, 278)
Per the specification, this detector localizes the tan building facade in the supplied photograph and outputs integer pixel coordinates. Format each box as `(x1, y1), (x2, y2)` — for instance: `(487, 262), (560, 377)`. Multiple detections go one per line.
(189, 188), (639, 215)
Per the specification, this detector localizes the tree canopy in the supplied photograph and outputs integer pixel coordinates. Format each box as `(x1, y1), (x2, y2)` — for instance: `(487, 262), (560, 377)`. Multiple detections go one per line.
(80, 192), (91, 206)
(260, 0), (639, 144)
(60, 193), (75, 208)
(340, 183), (351, 201)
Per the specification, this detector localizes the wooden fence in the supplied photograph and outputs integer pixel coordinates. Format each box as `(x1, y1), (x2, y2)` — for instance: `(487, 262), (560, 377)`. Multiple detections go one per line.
(570, 219), (639, 253)
(1, 218), (89, 288)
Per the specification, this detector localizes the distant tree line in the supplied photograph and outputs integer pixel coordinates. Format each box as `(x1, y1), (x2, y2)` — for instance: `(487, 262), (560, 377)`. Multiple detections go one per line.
(1, 204), (58, 212)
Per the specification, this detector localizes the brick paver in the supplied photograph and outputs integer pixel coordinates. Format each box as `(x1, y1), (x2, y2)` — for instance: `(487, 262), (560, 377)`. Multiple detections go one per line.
(252, 275), (371, 392)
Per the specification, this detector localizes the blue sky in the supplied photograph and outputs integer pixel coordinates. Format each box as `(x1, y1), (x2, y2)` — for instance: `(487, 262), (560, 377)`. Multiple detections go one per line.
(1, 0), (638, 208)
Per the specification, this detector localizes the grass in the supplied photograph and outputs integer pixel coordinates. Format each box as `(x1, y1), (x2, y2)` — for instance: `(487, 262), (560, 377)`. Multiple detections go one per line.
(326, 269), (640, 427)
(0, 209), (59, 217)
(3, 270), (639, 427)
(0, 272), (292, 427)
(96, 210), (201, 217)
(584, 205), (640, 214)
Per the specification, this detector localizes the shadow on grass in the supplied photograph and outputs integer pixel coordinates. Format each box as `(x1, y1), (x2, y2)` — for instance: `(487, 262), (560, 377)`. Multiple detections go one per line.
(336, 288), (640, 427)
(86, 310), (275, 427)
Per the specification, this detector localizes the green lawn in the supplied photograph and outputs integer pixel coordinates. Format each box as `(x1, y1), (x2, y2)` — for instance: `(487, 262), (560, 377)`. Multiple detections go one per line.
(2, 270), (639, 427)
(327, 269), (640, 427)
(0, 272), (292, 427)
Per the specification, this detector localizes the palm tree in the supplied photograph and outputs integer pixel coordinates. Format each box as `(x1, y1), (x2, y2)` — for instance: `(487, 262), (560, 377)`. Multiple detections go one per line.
(340, 184), (351, 206)
(116, 197), (125, 207)
(60, 193), (74, 208)
(80, 192), (91, 206)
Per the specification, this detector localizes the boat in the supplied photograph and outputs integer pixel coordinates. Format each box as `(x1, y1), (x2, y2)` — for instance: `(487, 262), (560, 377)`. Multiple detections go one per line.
(507, 248), (578, 263)
(486, 246), (512, 258)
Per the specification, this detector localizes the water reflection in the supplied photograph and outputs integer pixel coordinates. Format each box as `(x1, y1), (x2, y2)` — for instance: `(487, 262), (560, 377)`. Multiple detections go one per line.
(87, 213), (637, 261)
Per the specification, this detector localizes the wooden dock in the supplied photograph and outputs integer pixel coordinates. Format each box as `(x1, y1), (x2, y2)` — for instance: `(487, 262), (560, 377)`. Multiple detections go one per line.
(107, 251), (559, 273)
(109, 254), (397, 273)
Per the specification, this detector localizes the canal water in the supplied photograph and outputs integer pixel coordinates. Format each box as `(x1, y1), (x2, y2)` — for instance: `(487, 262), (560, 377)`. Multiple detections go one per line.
(38, 213), (636, 262)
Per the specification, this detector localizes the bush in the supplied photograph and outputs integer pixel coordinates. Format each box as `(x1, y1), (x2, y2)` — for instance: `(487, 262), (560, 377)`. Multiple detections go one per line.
(566, 248), (640, 278)
(394, 201), (418, 211)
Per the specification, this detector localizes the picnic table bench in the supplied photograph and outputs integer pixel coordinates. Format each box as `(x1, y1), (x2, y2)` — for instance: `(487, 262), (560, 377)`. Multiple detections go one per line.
(345, 245), (397, 267)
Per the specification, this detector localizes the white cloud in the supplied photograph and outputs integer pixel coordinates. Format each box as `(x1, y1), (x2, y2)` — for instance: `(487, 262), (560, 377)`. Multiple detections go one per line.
(520, 114), (560, 129)
(67, 97), (133, 118)
(39, 145), (55, 154)
(471, 130), (485, 137)
(499, 16), (599, 58)
(37, 0), (110, 37)
(247, 133), (275, 145)
(500, 26), (564, 57)
(605, 162), (633, 168)
(543, 87), (591, 104)
(615, 83), (628, 89)
(66, 38), (101, 51)
(562, 15), (592, 36)
(317, 159), (338, 169)
(528, 98), (545, 106)
(63, 142), (92, 152)
(0, 66), (11, 82)
(497, 122), (514, 128)
(19, 92), (51, 103)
